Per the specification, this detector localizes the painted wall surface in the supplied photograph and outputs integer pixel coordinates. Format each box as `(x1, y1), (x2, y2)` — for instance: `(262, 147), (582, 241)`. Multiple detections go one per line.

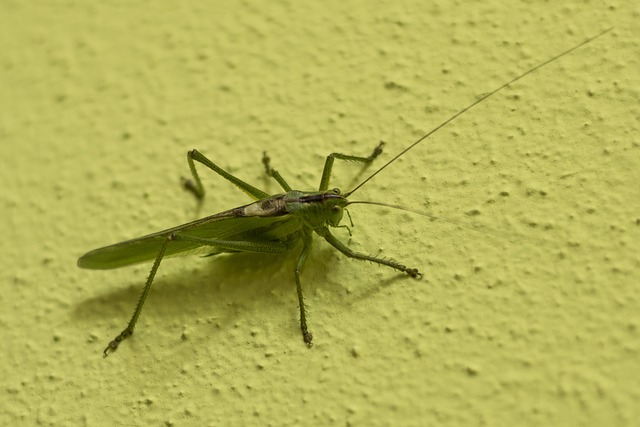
(1, 1), (638, 426)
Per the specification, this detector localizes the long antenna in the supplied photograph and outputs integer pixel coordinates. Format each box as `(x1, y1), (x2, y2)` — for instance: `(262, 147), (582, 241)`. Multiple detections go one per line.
(347, 200), (518, 241)
(346, 27), (613, 196)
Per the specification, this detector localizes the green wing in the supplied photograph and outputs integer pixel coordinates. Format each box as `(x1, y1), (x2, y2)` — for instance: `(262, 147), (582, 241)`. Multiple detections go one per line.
(78, 209), (299, 270)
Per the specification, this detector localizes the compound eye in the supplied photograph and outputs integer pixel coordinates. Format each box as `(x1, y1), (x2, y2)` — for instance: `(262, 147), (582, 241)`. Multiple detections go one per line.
(332, 188), (341, 195)
(332, 205), (340, 213)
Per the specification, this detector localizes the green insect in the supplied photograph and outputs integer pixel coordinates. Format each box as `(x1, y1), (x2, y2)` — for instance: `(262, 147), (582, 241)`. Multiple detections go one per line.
(78, 28), (611, 356)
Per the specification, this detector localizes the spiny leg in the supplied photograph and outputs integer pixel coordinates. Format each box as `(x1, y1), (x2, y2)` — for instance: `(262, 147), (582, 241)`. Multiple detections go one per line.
(104, 233), (174, 356)
(176, 234), (310, 346)
(172, 234), (288, 254)
(318, 141), (385, 191)
(104, 234), (288, 356)
(182, 149), (270, 202)
(262, 151), (292, 192)
(294, 232), (314, 346)
(318, 227), (422, 279)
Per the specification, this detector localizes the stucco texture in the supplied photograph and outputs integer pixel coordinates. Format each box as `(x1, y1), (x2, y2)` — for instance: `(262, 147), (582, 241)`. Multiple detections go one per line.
(1, 1), (638, 426)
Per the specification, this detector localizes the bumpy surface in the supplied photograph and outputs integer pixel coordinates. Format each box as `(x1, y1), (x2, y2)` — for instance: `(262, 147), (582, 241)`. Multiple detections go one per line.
(1, 2), (637, 426)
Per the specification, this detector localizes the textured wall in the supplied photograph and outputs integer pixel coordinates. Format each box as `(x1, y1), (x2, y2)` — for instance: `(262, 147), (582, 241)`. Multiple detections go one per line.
(1, 1), (638, 426)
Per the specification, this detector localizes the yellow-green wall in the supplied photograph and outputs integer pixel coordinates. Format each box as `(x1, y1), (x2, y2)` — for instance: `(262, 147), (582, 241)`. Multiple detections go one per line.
(1, 1), (638, 426)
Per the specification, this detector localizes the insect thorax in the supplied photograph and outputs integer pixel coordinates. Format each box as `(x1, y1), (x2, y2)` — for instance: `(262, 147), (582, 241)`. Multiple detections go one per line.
(284, 190), (346, 229)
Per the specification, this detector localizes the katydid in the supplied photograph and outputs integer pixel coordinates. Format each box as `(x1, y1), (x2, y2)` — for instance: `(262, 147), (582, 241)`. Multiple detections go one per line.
(78, 28), (612, 356)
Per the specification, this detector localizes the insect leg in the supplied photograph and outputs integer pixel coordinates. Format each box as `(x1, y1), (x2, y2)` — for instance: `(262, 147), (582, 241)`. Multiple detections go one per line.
(318, 141), (385, 191)
(182, 149), (270, 202)
(104, 233), (174, 356)
(104, 234), (288, 356)
(262, 151), (292, 191)
(318, 227), (422, 278)
(171, 234), (289, 253)
(294, 231), (314, 346)
(173, 234), (311, 345)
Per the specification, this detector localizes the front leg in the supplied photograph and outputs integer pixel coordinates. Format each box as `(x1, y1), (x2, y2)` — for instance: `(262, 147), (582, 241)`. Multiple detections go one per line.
(317, 227), (422, 279)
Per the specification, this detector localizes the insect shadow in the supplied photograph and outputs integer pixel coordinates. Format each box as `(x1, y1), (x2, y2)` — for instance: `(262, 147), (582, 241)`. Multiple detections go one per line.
(74, 238), (371, 344)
